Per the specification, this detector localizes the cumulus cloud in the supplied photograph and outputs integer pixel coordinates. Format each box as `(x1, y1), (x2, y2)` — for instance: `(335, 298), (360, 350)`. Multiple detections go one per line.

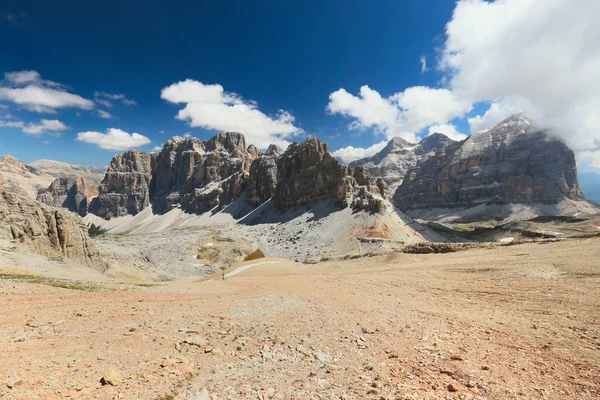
(0, 118), (68, 136)
(331, 140), (388, 163)
(441, 0), (600, 160)
(161, 79), (301, 149)
(427, 124), (467, 141)
(151, 146), (163, 152)
(0, 70), (94, 112)
(76, 128), (151, 151)
(326, 85), (471, 143)
(94, 91), (137, 107)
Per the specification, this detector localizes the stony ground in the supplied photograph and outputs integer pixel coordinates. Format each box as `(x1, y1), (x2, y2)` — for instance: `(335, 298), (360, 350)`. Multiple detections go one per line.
(1, 237), (599, 399)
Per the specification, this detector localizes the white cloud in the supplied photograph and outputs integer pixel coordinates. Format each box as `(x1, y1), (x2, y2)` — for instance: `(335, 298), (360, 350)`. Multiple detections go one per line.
(183, 132), (192, 138)
(331, 140), (388, 163)
(22, 119), (68, 136)
(151, 146), (162, 152)
(440, 0), (600, 156)
(0, 120), (24, 128)
(5, 70), (41, 85)
(97, 110), (112, 119)
(95, 99), (112, 108)
(427, 124), (467, 141)
(161, 79), (301, 149)
(94, 91), (137, 107)
(467, 98), (536, 133)
(420, 56), (428, 74)
(326, 85), (471, 143)
(0, 118), (68, 136)
(0, 71), (94, 112)
(76, 128), (151, 151)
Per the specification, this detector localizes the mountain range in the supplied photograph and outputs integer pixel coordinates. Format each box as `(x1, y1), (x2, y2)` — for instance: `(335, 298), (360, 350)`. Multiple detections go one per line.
(0, 113), (598, 271)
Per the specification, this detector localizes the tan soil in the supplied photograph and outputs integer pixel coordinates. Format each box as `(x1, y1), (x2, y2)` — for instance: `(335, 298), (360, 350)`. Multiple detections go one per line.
(1, 237), (599, 399)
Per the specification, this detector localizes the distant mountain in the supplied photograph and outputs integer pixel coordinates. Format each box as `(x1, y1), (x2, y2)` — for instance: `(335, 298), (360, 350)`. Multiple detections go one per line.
(394, 114), (595, 222)
(350, 134), (456, 193)
(0, 155), (55, 198)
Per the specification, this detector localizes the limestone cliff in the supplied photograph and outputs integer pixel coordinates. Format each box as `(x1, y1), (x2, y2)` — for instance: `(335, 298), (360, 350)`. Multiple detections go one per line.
(394, 114), (585, 216)
(37, 176), (98, 217)
(89, 150), (155, 219)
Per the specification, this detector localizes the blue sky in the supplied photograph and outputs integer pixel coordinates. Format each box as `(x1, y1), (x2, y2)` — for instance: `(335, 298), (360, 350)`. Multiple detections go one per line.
(1, 0), (600, 178)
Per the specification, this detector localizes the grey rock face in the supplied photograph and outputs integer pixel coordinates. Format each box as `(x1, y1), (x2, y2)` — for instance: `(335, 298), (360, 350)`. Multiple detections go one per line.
(88, 133), (389, 218)
(89, 150), (155, 219)
(37, 176), (97, 217)
(149, 132), (254, 213)
(247, 146), (279, 207)
(0, 190), (105, 270)
(274, 137), (388, 212)
(394, 114), (585, 211)
(350, 134), (456, 193)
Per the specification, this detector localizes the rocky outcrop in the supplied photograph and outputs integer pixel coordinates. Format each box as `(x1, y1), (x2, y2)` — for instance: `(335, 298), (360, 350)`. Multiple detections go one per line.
(89, 150), (154, 219)
(37, 176), (98, 217)
(150, 132), (254, 213)
(247, 145), (279, 206)
(88, 134), (389, 218)
(274, 138), (388, 212)
(0, 190), (105, 270)
(350, 134), (456, 193)
(394, 114), (585, 214)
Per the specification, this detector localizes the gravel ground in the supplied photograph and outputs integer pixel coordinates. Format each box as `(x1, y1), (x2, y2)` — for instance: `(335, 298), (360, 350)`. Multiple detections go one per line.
(1, 237), (599, 399)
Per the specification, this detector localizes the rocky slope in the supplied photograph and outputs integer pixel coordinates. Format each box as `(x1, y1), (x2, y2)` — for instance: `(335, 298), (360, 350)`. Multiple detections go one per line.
(394, 114), (588, 221)
(37, 176), (98, 217)
(0, 155), (55, 198)
(91, 133), (389, 219)
(0, 190), (104, 270)
(89, 150), (155, 219)
(350, 134), (456, 193)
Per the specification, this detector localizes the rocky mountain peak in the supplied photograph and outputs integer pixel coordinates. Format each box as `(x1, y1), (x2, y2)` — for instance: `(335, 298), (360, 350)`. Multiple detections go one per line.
(0, 154), (39, 175)
(350, 134), (456, 193)
(206, 132), (247, 154)
(414, 133), (456, 156)
(394, 114), (586, 221)
(267, 144), (280, 156)
(88, 151), (154, 219)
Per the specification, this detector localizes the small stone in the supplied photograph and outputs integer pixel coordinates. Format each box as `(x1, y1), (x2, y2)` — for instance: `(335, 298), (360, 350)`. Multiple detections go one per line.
(315, 353), (330, 363)
(211, 348), (223, 355)
(101, 367), (122, 386)
(184, 337), (209, 347)
(447, 384), (459, 392)
(481, 365), (490, 370)
(6, 379), (22, 389)
(450, 355), (463, 361)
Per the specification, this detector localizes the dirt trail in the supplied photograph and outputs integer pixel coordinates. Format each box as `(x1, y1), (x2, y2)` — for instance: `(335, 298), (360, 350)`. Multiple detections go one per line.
(1, 238), (599, 399)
